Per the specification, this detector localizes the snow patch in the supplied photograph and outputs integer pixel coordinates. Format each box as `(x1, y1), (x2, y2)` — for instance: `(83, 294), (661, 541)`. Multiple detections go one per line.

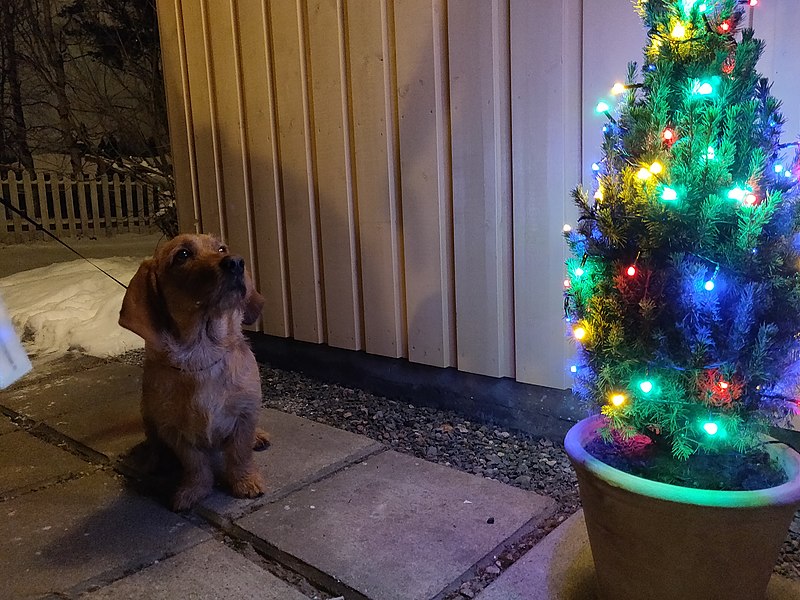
(0, 258), (145, 358)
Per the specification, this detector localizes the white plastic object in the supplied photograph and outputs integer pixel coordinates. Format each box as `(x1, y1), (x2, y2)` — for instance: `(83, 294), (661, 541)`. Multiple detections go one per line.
(0, 297), (31, 389)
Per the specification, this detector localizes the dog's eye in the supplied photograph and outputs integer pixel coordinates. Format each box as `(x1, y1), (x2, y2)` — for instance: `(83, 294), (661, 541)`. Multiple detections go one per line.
(174, 248), (191, 264)
(218, 245), (227, 253)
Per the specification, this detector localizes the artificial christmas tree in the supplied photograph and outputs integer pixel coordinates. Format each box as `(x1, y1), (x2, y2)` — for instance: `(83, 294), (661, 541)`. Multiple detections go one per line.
(562, 1), (800, 597)
(566, 0), (800, 472)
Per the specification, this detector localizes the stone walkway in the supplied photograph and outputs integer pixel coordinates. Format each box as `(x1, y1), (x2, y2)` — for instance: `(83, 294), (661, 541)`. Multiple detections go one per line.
(1, 355), (799, 599)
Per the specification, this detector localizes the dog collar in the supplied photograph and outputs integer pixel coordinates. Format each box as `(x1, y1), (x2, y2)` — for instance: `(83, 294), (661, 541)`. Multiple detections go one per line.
(164, 355), (225, 373)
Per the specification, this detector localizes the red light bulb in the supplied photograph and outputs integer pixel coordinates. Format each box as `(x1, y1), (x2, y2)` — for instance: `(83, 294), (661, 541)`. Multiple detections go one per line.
(627, 265), (636, 277)
(662, 128), (675, 142)
(720, 21), (731, 32)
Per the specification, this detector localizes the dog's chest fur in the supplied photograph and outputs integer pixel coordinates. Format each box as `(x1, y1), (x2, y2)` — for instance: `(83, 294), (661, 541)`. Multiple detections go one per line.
(141, 342), (261, 448)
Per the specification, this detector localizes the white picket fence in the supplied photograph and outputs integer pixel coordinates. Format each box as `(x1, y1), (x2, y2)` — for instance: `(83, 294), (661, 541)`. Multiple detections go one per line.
(0, 171), (160, 243)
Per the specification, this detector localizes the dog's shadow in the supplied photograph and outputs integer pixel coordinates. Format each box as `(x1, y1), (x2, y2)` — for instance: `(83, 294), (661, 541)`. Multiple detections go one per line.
(26, 470), (208, 597)
(119, 438), (271, 509)
(30, 438), (273, 594)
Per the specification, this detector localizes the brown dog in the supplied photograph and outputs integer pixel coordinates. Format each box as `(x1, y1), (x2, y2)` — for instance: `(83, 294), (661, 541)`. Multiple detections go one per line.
(119, 233), (268, 510)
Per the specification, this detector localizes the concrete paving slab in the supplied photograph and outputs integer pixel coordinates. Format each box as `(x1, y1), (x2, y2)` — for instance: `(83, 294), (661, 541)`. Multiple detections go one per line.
(0, 471), (210, 598)
(0, 362), (141, 421)
(199, 408), (383, 518)
(47, 388), (144, 459)
(0, 431), (93, 499)
(238, 450), (555, 600)
(81, 539), (310, 599)
(474, 510), (594, 600)
(0, 415), (18, 435)
(1, 353), (106, 395)
(474, 510), (800, 600)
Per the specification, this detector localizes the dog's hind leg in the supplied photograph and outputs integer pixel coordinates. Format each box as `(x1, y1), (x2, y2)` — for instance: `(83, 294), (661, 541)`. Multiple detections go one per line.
(253, 427), (270, 451)
(224, 418), (266, 499)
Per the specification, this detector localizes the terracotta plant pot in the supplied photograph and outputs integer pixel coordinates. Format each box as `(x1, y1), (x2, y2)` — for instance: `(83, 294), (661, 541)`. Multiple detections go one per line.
(565, 415), (800, 600)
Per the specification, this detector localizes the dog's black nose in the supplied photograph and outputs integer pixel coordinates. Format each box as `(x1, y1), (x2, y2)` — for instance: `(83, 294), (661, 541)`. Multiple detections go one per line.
(220, 255), (245, 275)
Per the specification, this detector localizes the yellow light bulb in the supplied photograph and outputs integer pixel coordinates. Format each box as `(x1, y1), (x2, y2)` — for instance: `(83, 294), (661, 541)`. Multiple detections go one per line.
(637, 168), (653, 180)
(563, 223), (572, 233)
(573, 326), (587, 340)
(611, 393), (626, 407)
(594, 189), (604, 201)
(671, 23), (686, 39)
(649, 162), (663, 175)
(611, 82), (626, 95)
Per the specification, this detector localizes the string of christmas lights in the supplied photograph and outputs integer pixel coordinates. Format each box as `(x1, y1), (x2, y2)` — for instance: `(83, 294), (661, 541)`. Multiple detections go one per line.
(564, 0), (800, 458)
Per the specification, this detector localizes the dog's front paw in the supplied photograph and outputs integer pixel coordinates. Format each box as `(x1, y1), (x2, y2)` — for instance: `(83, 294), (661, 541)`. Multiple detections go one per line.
(253, 428), (271, 451)
(172, 483), (211, 511)
(230, 471), (266, 499)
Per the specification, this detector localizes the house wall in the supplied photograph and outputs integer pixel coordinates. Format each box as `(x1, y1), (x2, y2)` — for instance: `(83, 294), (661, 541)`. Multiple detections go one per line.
(155, 0), (800, 392)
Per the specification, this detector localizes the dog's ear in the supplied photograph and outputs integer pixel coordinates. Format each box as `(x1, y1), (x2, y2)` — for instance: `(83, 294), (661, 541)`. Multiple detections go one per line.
(242, 269), (265, 326)
(119, 259), (167, 350)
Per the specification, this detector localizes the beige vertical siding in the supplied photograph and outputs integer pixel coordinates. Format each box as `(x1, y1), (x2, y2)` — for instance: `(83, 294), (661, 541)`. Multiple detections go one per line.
(307, 0), (363, 351)
(268, 1), (326, 344)
(448, 0), (515, 378)
(156, 0), (800, 391)
(159, 0), (800, 388)
(237, 0), (291, 337)
(756, 2), (800, 138)
(346, 0), (407, 358)
(395, 0), (455, 368)
(156, 0), (198, 234)
(511, 0), (582, 389)
(155, 0), (583, 388)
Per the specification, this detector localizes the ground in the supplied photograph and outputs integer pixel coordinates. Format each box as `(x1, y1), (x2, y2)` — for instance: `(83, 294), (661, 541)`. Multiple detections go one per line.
(1, 236), (799, 593)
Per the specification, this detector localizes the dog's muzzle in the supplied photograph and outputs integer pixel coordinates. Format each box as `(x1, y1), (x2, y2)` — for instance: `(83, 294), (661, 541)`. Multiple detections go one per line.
(220, 256), (246, 294)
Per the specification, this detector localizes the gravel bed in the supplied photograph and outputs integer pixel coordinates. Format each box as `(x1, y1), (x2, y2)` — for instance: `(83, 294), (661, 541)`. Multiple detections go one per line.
(112, 351), (800, 590)
(258, 365), (581, 513)
(256, 363), (800, 590)
(258, 364), (582, 597)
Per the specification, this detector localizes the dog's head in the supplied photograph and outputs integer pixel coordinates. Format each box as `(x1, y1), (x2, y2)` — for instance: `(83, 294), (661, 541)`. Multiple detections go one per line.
(119, 233), (265, 350)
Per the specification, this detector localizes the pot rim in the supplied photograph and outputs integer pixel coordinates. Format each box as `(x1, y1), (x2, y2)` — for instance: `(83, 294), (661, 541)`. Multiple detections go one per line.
(565, 415), (800, 508)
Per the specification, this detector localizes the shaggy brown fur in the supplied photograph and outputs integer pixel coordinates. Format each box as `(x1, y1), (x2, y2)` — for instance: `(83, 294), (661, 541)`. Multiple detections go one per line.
(119, 233), (268, 510)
